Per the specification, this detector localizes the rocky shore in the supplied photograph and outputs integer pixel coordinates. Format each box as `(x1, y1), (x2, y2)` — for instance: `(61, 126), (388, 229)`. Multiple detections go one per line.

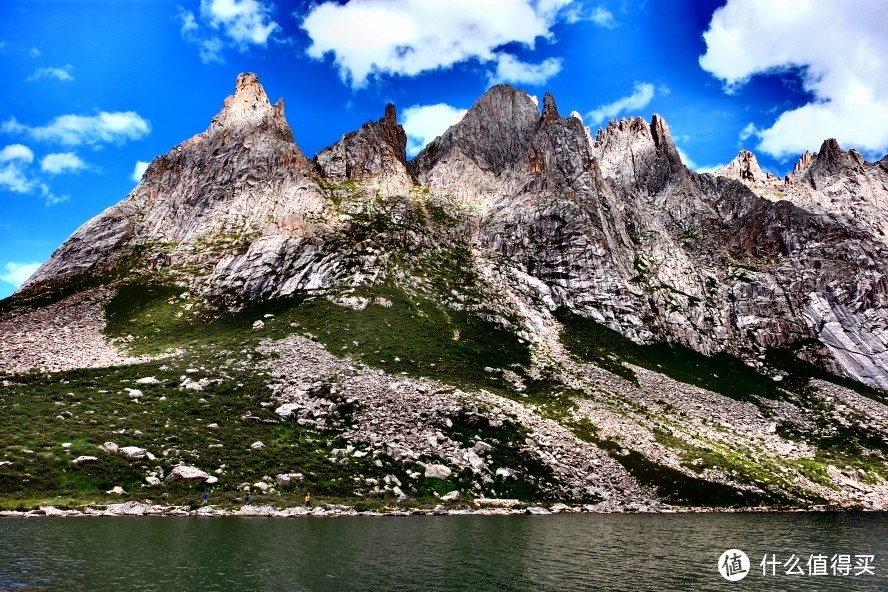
(1, 500), (877, 519)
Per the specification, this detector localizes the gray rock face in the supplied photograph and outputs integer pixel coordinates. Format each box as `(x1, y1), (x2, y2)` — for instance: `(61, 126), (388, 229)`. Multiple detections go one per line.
(9, 74), (888, 389)
(21, 72), (332, 297)
(315, 103), (407, 182)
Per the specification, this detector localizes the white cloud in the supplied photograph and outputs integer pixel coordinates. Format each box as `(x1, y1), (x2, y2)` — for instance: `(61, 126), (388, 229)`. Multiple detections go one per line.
(132, 160), (150, 182)
(699, 0), (888, 159)
(0, 144), (35, 193)
(0, 261), (42, 288)
(27, 65), (74, 82)
(585, 82), (656, 125)
(488, 54), (562, 85)
(40, 152), (87, 174)
(588, 7), (617, 28)
(203, 0), (279, 47)
(401, 103), (468, 157)
(675, 147), (696, 170)
(738, 122), (758, 142)
(301, 0), (572, 88)
(676, 145), (726, 174)
(0, 144), (71, 204)
(179, 0), (280, 64)
(3, 111), (151, 146)
(695, 163), (726, 174)
(0, 144), (34, 163)
(40, 186), (69, 206)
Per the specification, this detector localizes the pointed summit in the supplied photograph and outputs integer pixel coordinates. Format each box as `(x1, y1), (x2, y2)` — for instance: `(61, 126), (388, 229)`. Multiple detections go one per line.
(206, 72), (291, 142)
(412, 84), (539, 176)
(541, 93), (560, 123)
(715, 149), (768, 183)
(791, 138), (867, 188)
(315, 103), (408, 182)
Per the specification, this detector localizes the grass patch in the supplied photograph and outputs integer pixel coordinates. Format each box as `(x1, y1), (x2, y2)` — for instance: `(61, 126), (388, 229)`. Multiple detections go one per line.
(555, 307), (785, 402)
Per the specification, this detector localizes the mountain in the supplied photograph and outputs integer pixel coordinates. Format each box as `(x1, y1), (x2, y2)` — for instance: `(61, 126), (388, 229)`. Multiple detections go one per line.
(1, 73), (886, 512)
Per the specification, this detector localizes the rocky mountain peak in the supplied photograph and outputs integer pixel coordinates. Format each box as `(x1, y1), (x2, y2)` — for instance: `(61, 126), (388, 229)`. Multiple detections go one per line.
(715, 149), (770, 183)
(591, 114), (685, 194)
(411, 84), (540, 177)
(315, 103), (408, 183)
(205, 72), (291, 144)
(792, 151), (815, 176)
(541, 92), (560, 123)
(792, 138), (867, 188)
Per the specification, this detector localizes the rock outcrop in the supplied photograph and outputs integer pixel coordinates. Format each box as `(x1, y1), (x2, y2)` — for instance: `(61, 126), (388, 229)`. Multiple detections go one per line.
(7, 73), (888, 390)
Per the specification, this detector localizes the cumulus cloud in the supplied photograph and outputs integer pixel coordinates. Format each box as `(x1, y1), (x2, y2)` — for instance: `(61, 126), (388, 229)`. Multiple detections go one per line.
(40, 152), (87, 174)
(401, 103), (468, 156)
(0, 144), (70, 204)
(301, 0), (571, 88)
(0, 143), (35, 193)
(585, 82), (656, 125)
(3, 111), (150, 146)
(0, 144), (34, 163)
(203, 0), (279, 46)
(27, 65), (74, 82)
(488, 54), (562, 85)
(699, 0), (888, 159)
(0, 262), (42, 289)
(132, 160), (150, 182)
(180, 0), (280, 64)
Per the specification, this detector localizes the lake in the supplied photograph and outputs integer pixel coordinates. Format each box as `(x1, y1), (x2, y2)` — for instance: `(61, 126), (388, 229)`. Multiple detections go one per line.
(1, 513), (886, 591)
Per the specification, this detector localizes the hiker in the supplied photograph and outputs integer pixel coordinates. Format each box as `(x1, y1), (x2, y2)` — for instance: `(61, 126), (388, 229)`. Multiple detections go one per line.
(304, 492), (312, 508)
(245, 492), (251, 506)
(202, 491), (209, 506)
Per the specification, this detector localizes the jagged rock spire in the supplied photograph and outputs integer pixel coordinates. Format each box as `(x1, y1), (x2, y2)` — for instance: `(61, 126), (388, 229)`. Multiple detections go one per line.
(314, 103), (408, 182)
(541, 93), (560, 123)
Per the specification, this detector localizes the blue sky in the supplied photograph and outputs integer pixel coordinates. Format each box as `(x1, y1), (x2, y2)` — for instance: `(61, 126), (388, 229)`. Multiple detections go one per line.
(1, 0), (886, 298)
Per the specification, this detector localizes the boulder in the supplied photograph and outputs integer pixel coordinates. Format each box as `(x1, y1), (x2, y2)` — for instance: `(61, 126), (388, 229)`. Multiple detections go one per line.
(495, 467), (520, 481)
(136, 376), (160, 385)
(165, 465), (212, 484)
(473, 441), (493, 454)
(107, 486), (126, 495)
(525, 506), (551, 515)
(440, 490), (459, 502)
(124, 388), (143, 398)
(101, 442), (119, 453)
(275, 403), (301, 418)
(275, 472), (304, 487)
(72, 455), (98, 464)
(252, 320), (265, 330)
(251, 441), (265, 450)
(424, 464), (452, 479)
(105, 502), (157, 516)
(465, 449), (486, 471)
(119, 446), (147, 459)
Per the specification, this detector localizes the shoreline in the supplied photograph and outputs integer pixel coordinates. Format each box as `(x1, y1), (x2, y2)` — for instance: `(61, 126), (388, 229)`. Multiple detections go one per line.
(1, 500), (883, 518)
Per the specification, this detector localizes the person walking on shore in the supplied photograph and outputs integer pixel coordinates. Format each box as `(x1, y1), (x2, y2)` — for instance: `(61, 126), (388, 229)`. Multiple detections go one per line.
(202, 491), (209, 506)
(245, 492), (251, 506)
(304, 492), (312, 508)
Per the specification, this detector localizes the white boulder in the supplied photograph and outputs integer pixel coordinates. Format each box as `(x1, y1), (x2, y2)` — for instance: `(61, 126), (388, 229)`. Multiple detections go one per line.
(424, 464), (452, 479)
(165, 465), (212, 484)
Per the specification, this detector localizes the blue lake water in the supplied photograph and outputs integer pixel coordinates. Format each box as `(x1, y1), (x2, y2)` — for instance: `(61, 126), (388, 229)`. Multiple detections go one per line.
(1, 513), (887, 591)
